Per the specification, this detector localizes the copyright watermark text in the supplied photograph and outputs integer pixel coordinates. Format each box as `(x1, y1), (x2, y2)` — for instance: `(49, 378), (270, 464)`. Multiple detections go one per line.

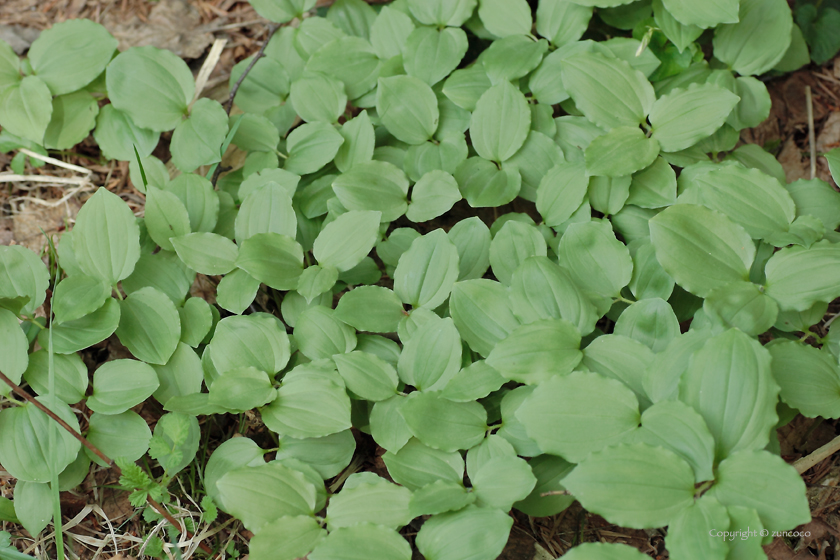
(709, 528), (810, 540)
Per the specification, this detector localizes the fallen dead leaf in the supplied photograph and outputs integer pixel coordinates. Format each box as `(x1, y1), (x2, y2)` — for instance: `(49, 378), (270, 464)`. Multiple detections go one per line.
(102, 0), (214, 59)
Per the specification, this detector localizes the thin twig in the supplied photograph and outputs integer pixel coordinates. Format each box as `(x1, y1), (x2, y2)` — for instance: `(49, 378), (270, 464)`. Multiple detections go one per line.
(19, 149), (92, 176)
(794, 434), (840, 473)
(224, 22), (281, 115)
(0, 174), (91, 186)
(0, 370), (112, 466)
(806, 85), (816, 180)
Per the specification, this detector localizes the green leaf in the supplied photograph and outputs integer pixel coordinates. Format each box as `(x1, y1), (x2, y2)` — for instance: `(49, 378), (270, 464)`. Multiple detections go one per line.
(43, 91), (99, 150)
(502, 130), (563, 202)
(41, 297), (121, 355)
(447, 217), (491, 281)
(651, 0), (702, 52)
(290, 72), (347, 123)
(93, 105), (159, 162)
(170, 98), (228, 172)
(122, 250), (194, 305)
(326, 481), (411, 530)
(470, 80), (530, 163)
(22, 350), (87, 404)
(335, 110), (375, 172)
(643, 330), (709, 404)
(106, 46), (194, 131)
(786, 177), (840, 232)
(52, 274), (109, 325)
(659, 0), (737, 28)
(703, 281), (778, 337)
(394, 229), (459, 309)
(398, 317), (461, 391)
(295, 305), (357, 360)
(370, 395), (413, 453)
(0, 40), (19, 92)
(72, 187), (141, 286)
(305, 36), (380, 99)
(0, 308), (27, 385)
(561, 51), (654, 130)
(217, 462), (317, 532)
(410, 480), (475, 518)
(477, 0), (532, 37)
(416, 505), (512, 560)
(231, 113), (280, 153)
(0, 246), (49, 318)
(649, 204), (754, 298)
(488, 221), (547, 286)
(263, 375), (352, 438)
(648, 84), (739, 153)
(209, 367), (275, 412)
(765, 241), (840, 312)
(334, 351), (398, 401)
(314, 210), (381, 272)
(28, 19), (115, 95)
(87, 359), (159, 415)
(561, 543), (653, 560)
(587, 174), (631, 216)
(310, 524), (410, 560)
(284, 121), (345, 175)
(0, 396), (80, 482)
(208, 313), (290, 375)
(236, 233), (304, 290)
(297, 265), (338, 303)
(442, 67), (491, 112)
(332, 160), (408, 221)
(471, 455), (536, 510)
(679, 329), (779, 460)
(564, 443), (695, 529)
(724, 506), (767, 560)
(116, 286), (181, 365)
(628, 240), (675, 301)
(216, 268), (260, 315)
(229, 56), (290, 114)
(327, 0), (376, 39)
(437, 360), (505, 403)
(204, 438), (268, 506)
(235, 184), (297, 243)
(487, 319), (582, 385)
(536, 161), (589, 227)
(250, 0), (314, 22)
(406, 170), (462, 223)
(400, 393), (487, 452)
(404, 27), (468, 87)
(509, 256), (598, 335)
(152, 342), (203, 405)
(585, 126), (660, 178)
(144, 186), (191, 252)
(664, 496), (729, 560)
(513, 454), (575, 517)
(626, 156), (676, 208)
(370, 6), (415, 59)
(376, 75), (439, 145)
(768, 340), (840, 418)
(582, 334), (653, 409)
(518, 371), (640, 462)
(249, 516), (326, 560)
(0, 75), (52, 144)
(686, 165), (795, 240)
(408, 0), (476, 27)
(334, 286), (404, 333)
(557, 219), (633, 299)
(13, 481), (52, 537)
(455, 156), (521, 208)
(382, 438), (464, 490)
(150, 412), (200, 475)
(634, 400), (715, 483)
(710, 450), (810, 532)
(275, 430), (355, 480)
(614, 298), (680, 353)
(713, 0), (793, 76)
(450, 279), (520, 357)
(536, 0), (592, 46)
(86, 411), (151, 466)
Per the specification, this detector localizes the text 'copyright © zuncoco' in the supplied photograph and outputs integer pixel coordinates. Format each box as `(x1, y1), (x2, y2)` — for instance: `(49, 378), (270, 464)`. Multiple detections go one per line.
(709, 529), (811, 540)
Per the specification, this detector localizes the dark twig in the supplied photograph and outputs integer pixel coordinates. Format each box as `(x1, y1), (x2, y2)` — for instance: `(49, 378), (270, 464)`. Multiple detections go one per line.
(0, 370), (215, 555)
(224, 22), (282, 116)
(0, 370), (112, 466)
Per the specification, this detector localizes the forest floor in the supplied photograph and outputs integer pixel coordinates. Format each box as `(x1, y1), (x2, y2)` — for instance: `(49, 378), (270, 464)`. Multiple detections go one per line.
(1, 1), (840, 559)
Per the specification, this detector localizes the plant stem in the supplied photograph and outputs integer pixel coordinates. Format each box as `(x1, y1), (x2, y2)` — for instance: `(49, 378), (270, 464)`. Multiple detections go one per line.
(794, 433), (840, 474)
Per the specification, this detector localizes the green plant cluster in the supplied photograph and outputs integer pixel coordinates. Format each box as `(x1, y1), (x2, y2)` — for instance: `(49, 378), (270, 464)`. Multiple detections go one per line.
(1, 0), (840, 559)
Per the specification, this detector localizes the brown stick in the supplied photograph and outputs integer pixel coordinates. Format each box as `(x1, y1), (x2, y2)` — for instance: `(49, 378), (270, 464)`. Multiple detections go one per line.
(0, 370), (112, 466)
(0, 370), (215, 556)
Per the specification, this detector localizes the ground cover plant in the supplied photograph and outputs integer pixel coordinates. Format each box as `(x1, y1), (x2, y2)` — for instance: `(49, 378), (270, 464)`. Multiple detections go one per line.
(1, 0), (840, 558)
